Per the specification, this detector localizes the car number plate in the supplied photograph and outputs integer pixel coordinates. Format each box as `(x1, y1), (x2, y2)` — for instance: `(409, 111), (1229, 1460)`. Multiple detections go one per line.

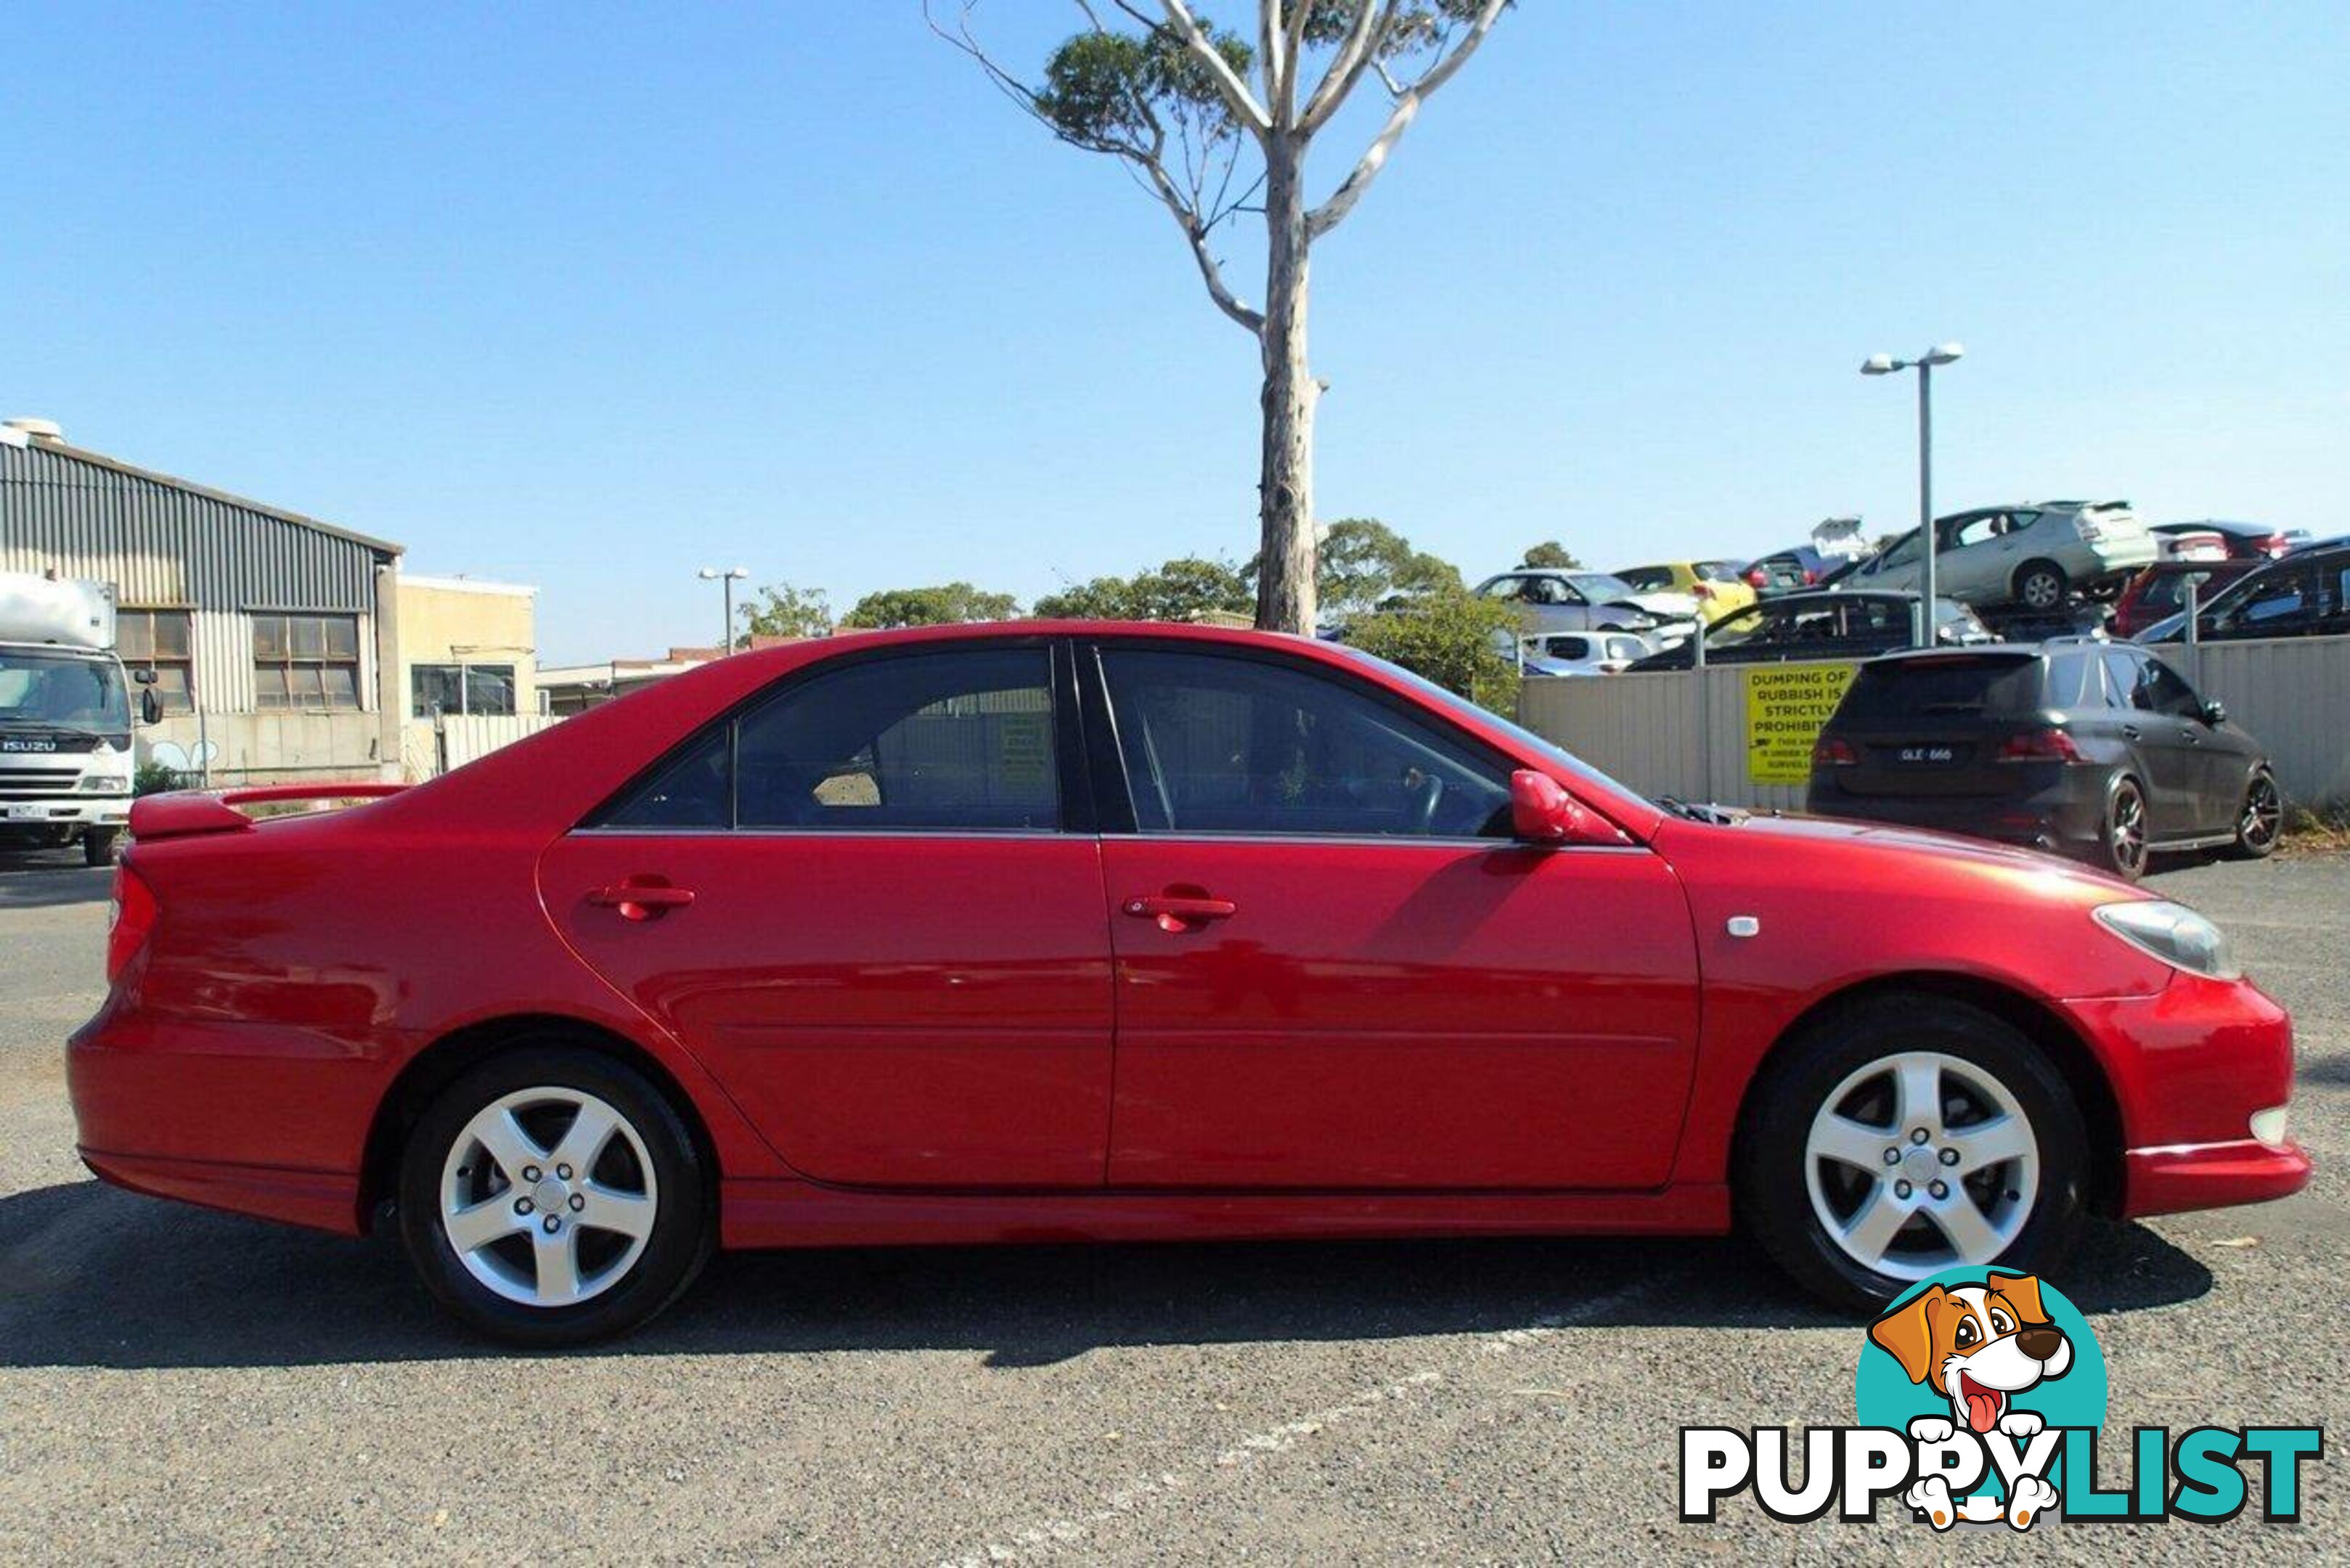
(1898, 746), (1958, 765)
(4, 804), (47, 820)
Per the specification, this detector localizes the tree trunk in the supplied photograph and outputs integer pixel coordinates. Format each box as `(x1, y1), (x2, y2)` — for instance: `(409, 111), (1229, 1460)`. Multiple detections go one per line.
(1254, 132), (1318, 634)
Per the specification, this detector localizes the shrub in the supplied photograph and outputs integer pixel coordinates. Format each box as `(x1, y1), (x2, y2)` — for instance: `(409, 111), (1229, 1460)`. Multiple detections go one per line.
(1343, 589), (1522, 714)
(134, 761), (187, 796)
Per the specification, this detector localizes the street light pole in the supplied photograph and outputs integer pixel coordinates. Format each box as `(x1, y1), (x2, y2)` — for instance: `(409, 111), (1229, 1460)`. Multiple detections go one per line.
(698, 566), (749, 653)
(1862, 343), (1964, 647)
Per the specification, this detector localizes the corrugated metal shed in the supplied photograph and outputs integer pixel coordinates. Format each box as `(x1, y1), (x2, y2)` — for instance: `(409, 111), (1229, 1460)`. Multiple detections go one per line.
(1, 436), (399, 609)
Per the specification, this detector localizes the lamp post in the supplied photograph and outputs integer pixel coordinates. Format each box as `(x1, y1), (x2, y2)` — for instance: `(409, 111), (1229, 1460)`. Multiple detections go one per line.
(1861, 343), (1964, 646)
(697, 566), (749, 653)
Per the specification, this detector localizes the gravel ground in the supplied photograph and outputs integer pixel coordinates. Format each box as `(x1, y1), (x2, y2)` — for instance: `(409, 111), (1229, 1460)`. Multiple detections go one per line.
(0, 847), (2340, 1563)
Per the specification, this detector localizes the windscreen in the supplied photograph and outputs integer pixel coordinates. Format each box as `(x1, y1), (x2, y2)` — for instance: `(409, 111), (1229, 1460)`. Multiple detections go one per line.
(0, 650), (130, 732)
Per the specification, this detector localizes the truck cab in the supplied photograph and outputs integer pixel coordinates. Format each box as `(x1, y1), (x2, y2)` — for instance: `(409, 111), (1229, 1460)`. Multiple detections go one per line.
(1, 574), (158, 865)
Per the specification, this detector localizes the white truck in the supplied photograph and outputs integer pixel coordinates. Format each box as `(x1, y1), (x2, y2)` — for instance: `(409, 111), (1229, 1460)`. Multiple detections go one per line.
(0, 573), (163, 865)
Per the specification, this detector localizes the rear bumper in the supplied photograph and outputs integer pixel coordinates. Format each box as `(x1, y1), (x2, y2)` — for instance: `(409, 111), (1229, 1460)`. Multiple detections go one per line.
(78, 1148), (364, 1236)
(1806, 777), (2106, 857)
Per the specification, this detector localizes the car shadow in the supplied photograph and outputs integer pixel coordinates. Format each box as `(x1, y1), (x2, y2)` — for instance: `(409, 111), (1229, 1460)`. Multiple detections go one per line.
(0, 1180), (2212, 1371)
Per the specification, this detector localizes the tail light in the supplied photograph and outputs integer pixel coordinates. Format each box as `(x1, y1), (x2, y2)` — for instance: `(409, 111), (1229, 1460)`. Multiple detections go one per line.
(1694, 582), (1717, 601)
(1746, 567), (1767, 587)
(1803, 568), (1820, 585)
(1996, 727), (2081, 764)
(1812, 736), (1859, 767)
(107, 862), (158, 985)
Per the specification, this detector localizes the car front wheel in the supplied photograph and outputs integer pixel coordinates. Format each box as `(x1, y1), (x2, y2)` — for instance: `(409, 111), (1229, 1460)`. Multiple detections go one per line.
(1739, 995), (2088, 1312)
(396, 1046), (711, 1345)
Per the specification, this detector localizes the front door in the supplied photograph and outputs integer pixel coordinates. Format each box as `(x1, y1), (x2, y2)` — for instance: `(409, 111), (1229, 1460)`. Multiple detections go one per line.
(1085, 642), (1702, 1190)
(539, 642), (1114, 1188)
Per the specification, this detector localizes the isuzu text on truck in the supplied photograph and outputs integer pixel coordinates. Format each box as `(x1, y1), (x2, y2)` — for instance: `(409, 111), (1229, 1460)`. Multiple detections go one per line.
(0, 572), (163, 865)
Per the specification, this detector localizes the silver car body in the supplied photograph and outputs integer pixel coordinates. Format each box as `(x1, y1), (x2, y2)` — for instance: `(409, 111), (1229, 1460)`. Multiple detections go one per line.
(1473, 570), (1696, 647)
(1835, 501), (2158, 608)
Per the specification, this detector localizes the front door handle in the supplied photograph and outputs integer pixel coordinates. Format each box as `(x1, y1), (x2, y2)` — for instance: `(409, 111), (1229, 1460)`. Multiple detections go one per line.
(1122, 893), (1236, 932)
(587, 881), (696, 922)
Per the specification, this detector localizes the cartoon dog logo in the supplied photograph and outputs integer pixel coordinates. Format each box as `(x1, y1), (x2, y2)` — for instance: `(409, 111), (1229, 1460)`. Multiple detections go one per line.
(1869, 1270), (2071, 1530)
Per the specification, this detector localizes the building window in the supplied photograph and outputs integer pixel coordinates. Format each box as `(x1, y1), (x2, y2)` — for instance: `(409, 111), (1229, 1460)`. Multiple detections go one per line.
(117, 608), (196, 713)
(253, 613), (362, 711)
(411, 663), (518, 718)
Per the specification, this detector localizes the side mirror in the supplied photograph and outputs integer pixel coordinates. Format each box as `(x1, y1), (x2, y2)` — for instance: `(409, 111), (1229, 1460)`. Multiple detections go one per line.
(139, 688), (164, 726)
(1511, 769), (1594, 844)
(2202, 699), (2227, 726)
(133, 668), (159, 685)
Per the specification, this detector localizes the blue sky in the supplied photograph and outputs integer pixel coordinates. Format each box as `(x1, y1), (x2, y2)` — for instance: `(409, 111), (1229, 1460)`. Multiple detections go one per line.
(6, 2), (2345, 662)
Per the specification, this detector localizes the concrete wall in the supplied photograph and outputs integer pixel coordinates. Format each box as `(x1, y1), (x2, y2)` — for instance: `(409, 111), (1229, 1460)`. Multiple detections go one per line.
(140, 711), (391, 785)
(1519, 634), (2350, 811)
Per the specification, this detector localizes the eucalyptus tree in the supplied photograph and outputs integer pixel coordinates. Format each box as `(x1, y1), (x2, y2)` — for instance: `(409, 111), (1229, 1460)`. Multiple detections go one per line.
(931, 1), (1515, 632)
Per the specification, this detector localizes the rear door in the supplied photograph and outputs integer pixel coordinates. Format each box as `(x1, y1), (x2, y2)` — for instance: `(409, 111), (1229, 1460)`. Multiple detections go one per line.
(1824, 652), (2043, 802)
(1083, 640), (1700, 1190)
(538, 640), (1115, 1188)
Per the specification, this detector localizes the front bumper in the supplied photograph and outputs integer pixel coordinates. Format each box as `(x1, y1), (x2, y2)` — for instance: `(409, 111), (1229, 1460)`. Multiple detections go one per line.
(2067, 971), (2313, 1218)
(0, 794), (131, 830)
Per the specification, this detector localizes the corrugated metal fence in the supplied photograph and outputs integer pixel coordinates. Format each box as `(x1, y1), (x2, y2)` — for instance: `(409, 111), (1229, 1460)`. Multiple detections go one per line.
(1519, 634), (2350, 810)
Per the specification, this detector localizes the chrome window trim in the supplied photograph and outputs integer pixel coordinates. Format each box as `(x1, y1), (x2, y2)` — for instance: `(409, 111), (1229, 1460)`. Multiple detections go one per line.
(566, 825), (1647, 853)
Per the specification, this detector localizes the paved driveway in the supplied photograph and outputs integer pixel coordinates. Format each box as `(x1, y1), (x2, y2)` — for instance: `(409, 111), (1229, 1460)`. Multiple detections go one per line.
(0, 847), (2339, 1562)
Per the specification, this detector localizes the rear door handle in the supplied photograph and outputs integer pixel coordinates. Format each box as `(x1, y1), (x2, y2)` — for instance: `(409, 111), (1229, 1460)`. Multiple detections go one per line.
(1122, 893), (1236, 931)
(2120, 724), (2142, 740)
(588, 881), (696, 921)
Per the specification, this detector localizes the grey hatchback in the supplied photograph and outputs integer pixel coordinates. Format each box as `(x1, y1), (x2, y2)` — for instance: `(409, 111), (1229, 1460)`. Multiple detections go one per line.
(1806, 643), (2280, 880)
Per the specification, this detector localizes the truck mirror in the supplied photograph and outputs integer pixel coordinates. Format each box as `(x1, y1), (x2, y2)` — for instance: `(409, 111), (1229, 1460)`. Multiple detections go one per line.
(133, 667), (159, 685)
(139, 688), (164, 726)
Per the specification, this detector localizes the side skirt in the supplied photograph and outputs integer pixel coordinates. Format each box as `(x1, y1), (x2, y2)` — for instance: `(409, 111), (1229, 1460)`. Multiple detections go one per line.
(718, 1182), (1731, 1250)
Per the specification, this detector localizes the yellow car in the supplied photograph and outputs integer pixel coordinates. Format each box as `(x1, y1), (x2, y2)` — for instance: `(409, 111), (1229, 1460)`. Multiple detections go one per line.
(1615, 560), (1758, 617)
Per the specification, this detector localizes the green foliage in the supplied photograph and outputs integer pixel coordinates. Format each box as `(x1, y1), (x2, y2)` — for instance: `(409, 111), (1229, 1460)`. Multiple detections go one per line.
(1343, 589), (1522, 714)
(738, 581), (834, 643)
(1033, 556), (1253, 622)
(133, 760), (187, 796)
(1035, 19), (1252, 152)
(841, 582), (1022, 630)
(1259, 517), (1461, 618)
(1519, 539), (1580, 569)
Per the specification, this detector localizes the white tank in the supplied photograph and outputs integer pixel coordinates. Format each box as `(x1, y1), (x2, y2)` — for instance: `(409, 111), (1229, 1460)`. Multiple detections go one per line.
(0, 573), (118, 650)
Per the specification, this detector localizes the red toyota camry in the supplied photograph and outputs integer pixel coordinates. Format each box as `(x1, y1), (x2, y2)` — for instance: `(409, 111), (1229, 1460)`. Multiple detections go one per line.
(70, 623), (2309, 1343)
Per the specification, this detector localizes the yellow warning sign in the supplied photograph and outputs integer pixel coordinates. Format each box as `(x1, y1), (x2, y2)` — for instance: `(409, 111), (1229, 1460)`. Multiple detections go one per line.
(1744, 662), (1859, 785)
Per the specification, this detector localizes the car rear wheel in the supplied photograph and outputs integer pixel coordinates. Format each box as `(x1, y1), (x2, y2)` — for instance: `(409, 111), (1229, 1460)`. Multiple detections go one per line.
(1738, 995), (2088, 1312)
(2013, 561), (2068, 611)
(396, 1047), (711, 1345)
(2229, 769), (2282, 859)
(2099, 777), (2150, 881)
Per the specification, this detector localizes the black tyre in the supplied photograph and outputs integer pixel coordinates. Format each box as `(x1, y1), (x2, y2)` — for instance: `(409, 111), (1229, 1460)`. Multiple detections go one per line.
(2097, 776), (2150, 882)
(2013, 560), (2068, 613)
(396, 1045), (712, 1346)
(1738, 994), (2089, 1313)
(82, 828), (121, 867)
(2228, 768), (2282, 860)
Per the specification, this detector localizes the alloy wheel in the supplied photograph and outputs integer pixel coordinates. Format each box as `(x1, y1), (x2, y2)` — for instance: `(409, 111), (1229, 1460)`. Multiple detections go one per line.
(2110, 783), (2147, 877)
(2020, 571), (2063, 611)
(1802, 1050), (2040, 1280)
(438, 1087), (660, 1307)
(2241, 774), (2281, 851)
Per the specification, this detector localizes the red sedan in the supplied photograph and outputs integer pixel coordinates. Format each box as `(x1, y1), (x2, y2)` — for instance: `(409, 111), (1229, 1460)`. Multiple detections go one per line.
(71, 623), (2309, 1343)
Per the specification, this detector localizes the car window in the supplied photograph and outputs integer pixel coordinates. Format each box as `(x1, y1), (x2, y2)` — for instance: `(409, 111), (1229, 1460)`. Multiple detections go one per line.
(597, 647), (1059, 832)
(2138, 658), (2203, 718)
(1605, 635), (1647, 661)
(1615, 565), (1675, 593)
(1547, 635), (1591, 661)
(2044, 651), (2094, 709)
(2216, 563), (2312, 633)
(1951, 515), (2005, 550)
(1878, 531), (1921, 567)
(1477, 576), (1526, 601)
(1098, 648), (1513, 840)
(1704, 605), (1771, 647)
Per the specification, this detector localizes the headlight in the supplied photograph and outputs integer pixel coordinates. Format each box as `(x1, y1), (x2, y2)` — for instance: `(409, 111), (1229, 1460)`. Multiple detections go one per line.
(2093, 899), (2239, 980)
(81, 774), (130, 793)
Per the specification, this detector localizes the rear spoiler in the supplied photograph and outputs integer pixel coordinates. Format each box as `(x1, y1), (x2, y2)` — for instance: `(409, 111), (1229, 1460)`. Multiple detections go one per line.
(128, 782), (408, 843)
